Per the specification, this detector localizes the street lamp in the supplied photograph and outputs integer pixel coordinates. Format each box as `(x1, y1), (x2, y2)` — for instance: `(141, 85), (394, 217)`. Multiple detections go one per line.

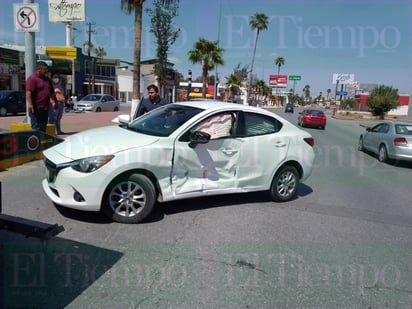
(83, 40), (93, 94)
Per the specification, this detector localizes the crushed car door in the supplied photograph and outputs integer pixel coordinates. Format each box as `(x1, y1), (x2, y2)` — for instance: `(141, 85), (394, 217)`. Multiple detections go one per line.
(171, 112), (241, 194)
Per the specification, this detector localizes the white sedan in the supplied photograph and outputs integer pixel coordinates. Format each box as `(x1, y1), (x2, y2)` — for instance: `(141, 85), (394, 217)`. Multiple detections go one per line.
(42, 100), (315, 223)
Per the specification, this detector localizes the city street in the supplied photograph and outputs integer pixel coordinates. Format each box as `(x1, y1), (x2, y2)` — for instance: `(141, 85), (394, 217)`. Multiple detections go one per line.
(1, 107), (411, 309)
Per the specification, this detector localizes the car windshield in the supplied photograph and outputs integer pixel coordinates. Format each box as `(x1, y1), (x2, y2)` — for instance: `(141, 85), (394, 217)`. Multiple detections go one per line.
(308, 110), (324, 115)
(82, 95), (101, 101)
(126, 104), (204, 137)
(0, 91), (11, 99)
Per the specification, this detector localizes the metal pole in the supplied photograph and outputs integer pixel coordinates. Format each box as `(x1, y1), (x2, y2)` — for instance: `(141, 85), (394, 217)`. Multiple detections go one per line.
(66, 22), (76, 97)
(187, 69), (192, 101)
(23, 0), (36, 124)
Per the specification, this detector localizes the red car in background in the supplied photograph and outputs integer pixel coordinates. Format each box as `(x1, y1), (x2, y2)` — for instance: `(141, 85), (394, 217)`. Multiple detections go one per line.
(298, 109), (327, 130)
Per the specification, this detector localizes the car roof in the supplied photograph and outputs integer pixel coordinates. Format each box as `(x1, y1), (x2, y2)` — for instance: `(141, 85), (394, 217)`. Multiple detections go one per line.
(173, 100), (274, 115)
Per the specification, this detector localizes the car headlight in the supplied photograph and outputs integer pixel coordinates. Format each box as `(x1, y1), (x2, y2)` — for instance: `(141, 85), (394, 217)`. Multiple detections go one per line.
(70, 155), (114, 173)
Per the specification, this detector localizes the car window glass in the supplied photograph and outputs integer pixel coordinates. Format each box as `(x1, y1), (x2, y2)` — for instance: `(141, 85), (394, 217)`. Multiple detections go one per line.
(378, 123), (389, 133)
(243, 112), (282, 137)
(396, 125), (412, 135)
(371, 124), (383, 132)
(193, 112), (235, 140)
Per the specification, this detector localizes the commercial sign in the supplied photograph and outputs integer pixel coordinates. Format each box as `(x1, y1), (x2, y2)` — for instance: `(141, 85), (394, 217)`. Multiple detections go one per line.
(45, 46), (77, 60)
(48, 0), (85, 22)
(269, 75), (288, 88)
(332, 73), (355, 85)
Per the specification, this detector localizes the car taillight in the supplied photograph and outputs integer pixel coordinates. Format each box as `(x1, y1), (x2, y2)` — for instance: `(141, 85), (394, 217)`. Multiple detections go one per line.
(394, 137), (408, 146)
(304, 137), (314, 147)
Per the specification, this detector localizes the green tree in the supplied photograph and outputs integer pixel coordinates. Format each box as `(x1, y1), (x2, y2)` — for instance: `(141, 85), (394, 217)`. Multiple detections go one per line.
(188, 38), (224, 98)
(275, 56), (285, 75)
(342, 98), (357, 110)
(146, 1), (180, 96)
(121, 0), (179, 115)
(366, 85), (399, 119)
(248, 13), (268, 102)
(232, 63), (249, 84)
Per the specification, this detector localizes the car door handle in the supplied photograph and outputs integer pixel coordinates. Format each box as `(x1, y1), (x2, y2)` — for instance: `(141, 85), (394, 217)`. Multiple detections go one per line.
(274, 141), (287, 148)
(222, 149), (238, 155)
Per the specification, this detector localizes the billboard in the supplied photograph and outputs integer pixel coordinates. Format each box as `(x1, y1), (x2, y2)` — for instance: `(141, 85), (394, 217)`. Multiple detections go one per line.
(269, 75), (288, 88)
(332, 73), (355, 85)
(48, 0), (85, 22)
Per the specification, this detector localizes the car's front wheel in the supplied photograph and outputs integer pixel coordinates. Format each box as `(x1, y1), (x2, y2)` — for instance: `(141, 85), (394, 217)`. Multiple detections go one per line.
(269, 165), (299, 202)
(102, 174), (156, 223)
(0, 107), (7, 117)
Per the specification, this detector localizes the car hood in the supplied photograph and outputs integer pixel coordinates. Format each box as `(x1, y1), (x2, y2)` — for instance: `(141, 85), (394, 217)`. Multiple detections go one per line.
(44, 125), (159, 162)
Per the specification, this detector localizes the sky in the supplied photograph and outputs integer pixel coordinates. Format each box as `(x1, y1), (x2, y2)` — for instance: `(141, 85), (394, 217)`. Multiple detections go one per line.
(1, 0), (412, 96)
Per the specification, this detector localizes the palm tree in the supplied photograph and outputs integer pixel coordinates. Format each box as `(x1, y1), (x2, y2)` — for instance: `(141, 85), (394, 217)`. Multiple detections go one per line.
(303, 84), (311, 104)
(275, 56), (285, 75)
(248, 13), (268, 103)
(326, 88), (331, 100)
(188, 38), (224, 98)
(121, 0), (179, 116)
(94, 46), (107, 59)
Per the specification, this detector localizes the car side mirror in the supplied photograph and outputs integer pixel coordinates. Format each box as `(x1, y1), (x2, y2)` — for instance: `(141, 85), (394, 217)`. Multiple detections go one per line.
(112, 114), (130, 124)
(188, 131), (211, 148)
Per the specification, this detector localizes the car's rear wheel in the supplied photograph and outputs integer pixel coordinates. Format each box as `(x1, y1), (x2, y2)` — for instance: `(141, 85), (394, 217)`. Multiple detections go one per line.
(378, 144), (388, 163)
(269, 165), (299, 202)
(0, 107), (7, 117)
(102, 174), (156, 223)
(358, 136), (364, 151)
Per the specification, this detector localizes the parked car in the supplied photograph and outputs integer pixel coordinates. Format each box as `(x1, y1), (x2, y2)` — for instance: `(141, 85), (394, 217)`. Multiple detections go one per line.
(0, 90), (26, 117)
(298, 109), (327, 129)
(42, 100), (315, 224)
(284, 103), (294, 113)
(74, 94), (120, 112)
(358, 122), (412, 163)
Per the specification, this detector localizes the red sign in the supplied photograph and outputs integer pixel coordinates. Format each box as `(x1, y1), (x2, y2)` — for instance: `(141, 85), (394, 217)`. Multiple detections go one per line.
(269, 75), (288, 87)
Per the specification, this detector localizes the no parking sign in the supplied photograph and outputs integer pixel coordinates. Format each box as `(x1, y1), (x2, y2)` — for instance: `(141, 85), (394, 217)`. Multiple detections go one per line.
(14, 3), (40, 32)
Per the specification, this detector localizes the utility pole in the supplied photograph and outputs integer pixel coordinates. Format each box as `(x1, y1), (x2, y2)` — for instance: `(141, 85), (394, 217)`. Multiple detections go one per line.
(85, 21), (95, 94)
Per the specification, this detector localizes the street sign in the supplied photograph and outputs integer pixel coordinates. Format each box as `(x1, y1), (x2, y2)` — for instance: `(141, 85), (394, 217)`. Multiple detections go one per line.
(14, 3), (40, 32)
(336, 91), (348, 96)
(289, 75), (301, 81)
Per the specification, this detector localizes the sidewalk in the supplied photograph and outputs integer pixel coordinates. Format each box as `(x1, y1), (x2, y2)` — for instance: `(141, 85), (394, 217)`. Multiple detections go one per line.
(0, 104), (131, 134)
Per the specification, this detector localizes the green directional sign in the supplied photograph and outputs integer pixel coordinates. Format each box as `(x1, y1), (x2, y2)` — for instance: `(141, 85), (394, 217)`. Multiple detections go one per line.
(289, 75), (301, 81)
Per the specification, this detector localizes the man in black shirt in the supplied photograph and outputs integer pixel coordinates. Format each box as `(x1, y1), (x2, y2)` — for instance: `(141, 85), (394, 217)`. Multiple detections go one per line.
(134, 84), (168, 118)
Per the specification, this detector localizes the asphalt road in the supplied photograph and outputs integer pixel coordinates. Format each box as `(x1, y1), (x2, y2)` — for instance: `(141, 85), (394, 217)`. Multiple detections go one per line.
(1, 107), (411, 309)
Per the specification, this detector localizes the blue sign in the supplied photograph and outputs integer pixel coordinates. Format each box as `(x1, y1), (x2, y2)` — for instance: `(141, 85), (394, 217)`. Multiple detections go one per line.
(336, 91), (348, 96)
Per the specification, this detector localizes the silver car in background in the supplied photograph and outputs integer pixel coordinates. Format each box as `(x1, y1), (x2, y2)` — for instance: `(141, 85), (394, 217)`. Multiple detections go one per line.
(75, 94), (120, 112)
(358, 122), (412, 163)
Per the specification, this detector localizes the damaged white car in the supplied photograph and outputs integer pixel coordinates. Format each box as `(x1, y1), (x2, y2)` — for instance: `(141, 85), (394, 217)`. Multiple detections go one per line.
(42, 100), (315, 223)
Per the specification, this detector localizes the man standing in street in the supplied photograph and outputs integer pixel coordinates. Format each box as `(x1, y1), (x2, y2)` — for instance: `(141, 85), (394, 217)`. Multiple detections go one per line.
(26, 61), (57, 132)
(134, 84), (168, 118)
